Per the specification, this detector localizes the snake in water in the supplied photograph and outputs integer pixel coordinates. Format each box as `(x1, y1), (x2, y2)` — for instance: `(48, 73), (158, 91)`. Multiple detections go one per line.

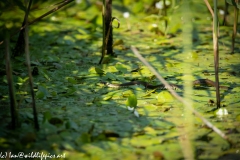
(102, 79), (231, 90)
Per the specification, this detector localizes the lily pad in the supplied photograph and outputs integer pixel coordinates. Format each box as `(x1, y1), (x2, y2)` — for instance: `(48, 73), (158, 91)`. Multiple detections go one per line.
(156, 91), (175, 103)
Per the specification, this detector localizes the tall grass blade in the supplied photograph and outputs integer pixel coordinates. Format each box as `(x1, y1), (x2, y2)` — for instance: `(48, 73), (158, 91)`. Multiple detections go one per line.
(5, 32), (19, 129)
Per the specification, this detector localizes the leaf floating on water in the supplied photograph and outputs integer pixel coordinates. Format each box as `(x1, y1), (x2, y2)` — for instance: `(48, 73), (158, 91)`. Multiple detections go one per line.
(49, 117), (64, 127)
(106, 72), (117, 80)
(65, 120), (79, 130)
(181, 74), (195, 81)
(43, 111), (52, 123)
(187, 51), (198, 60)
(95, 66), (104, 75)
(36, 85), (49, 99)
(113, 39), (124, 47)
(51, 91), (58, 98)
(67, 77), (77, 84)
(103, 95), (113, 101)
(76, 133), (91, 145)
(115, 62), (128, 73)
(36, 90), (45, 99)
(165, 63), (174, 68)
(122, 90), (133, 97)
(64, 87), (77, 96)
(107, 66), (118, 72)
(157, 91), (175, 103)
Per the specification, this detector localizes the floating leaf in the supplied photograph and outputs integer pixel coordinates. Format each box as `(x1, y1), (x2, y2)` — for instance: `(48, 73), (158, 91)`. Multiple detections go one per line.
(106, 72), (117, 80)
(165, 63), (174, 68)
(36, 90), (45, 99)
(103, 95), (113, 101)
(51, 91), (58, 97)
(95, 66), (104, 74)
(113, 39), (124, 47)
(76, 133), (91, 145)
(37, 85), (49, 99)
(40, 68), (51, 81)
(65, 120), (79, 130)
(65, 87), (77, 96)
(17, 76), (28, 85)
(67, 77), (77, 84)
(181, 75), (195, 81)
(102, 55), (114, 64)
(187, 51), (198, 60)
(107, 66), (118, 72)
(144, 126), (157, 135)
(115, 62), (128, 73)
(157, 91), (175, 103)
(53, 63), (62, 69)
(122, 90), (134, 97)
(49, 117), (64, 127)
(43, 111), (52, 123)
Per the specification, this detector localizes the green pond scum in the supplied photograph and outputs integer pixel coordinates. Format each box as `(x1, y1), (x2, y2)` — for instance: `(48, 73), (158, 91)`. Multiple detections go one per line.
(0, 0), (240, 159)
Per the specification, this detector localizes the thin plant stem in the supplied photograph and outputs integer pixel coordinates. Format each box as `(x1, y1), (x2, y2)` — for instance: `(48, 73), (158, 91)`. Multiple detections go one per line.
(222, 1), (228, 25)
(0, 0), (74, 45)
(99, 0), (106, 64)
(99, 17), (120, 64)
(204, 0), (221, 108)
(203, 0), (214, 17)
(163, 0), (168, 33)
(5, 33), (18, 129)
(13, 0), (33, 56)
(105, 0), (113, 55)
(25, 23), (39, 130)
(99, 0), (115, 64)
(231, 6), (238, 53)
(131, 46), (229, 141)
(213, 0), (220, 108)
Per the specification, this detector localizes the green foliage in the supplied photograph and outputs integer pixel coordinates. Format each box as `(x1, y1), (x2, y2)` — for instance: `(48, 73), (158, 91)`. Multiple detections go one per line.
(156, 91), (175, 103)
(36, 85), (49, 99)
(126, 94), (137, 108)
(105, 72), (117, 80)
(67, 77), (77, 84)
(115, 62), (128, 73)
(95, 66), (104, 75)
(0, 0), (239, 159)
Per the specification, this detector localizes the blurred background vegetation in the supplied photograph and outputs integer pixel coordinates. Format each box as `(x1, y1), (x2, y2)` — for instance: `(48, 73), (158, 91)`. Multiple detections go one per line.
(0, 1), (239, 159)
(0, 0), (234, 81)
(0, 0), (232, 42)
